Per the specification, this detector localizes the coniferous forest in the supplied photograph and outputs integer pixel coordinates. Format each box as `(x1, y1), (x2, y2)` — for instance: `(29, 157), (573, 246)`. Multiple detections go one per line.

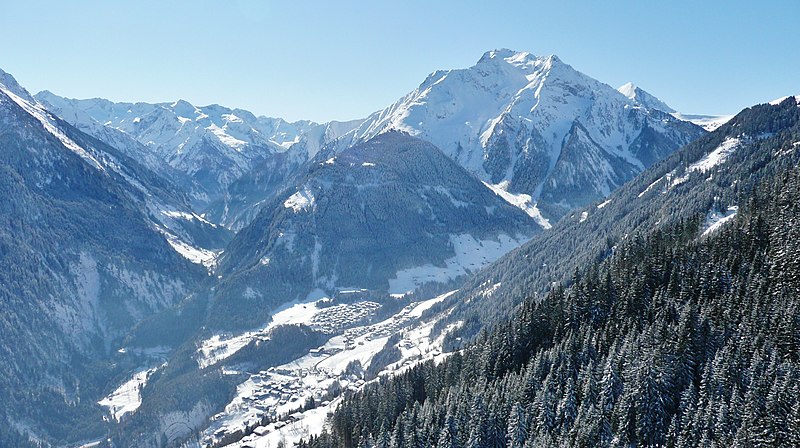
(303, 161), (800, 447)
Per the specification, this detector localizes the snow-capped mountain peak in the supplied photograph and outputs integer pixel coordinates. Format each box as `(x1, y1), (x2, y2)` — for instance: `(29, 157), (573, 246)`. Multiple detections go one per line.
(169, 98), (200, 119)
(0, 70), (106, 171)
(338, 50), (705, 221)
(617, 81), (638, 98)
(0, 67), (37, 104)
(619, 81), (734, 131)
(618, 81), (677, 113)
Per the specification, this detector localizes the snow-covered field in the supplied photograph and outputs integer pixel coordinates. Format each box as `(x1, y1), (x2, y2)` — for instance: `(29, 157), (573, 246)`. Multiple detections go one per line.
(388, 234), (528, 295)
(98, 367), (159, 422)
(165, 235), (219, 267)
(688, 137), (740, 173)
(202, 291), (459, 448)
(197, 297), (324, 369)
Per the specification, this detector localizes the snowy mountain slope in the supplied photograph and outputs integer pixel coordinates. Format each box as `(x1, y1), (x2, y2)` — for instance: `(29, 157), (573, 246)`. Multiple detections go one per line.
(35, 92), (363, 225)
(109, 97), (800, 448)
(618, 81), (677, 113)
(92, 134), (537, 445)
(335, 49), (705, 220)
(617, 82), (733, 131)
(201, 118), (364, 231)
(3, 69), (228, 259)
(0, 68), (210, 445)
(208, 131), (539, 331)
(436, 95), (800, 339)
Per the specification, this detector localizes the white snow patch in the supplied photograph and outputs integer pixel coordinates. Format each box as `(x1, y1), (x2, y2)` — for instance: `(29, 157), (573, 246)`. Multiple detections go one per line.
(222, 113), (243, 123)
(284, 187), (315, 212)
(388, 233), (527, 294)
(207, 123), (248, 149)
(479, 282), (502, 298)
(688, 137), (740, 173)
(196, 297), (325, 368)
(579, 211), (589, 223)
(160, 209), (216, 226)
(361, 162), (376, 167)
(597, 199), (611, 209)
(166, 236), (218, 267)
(702, 206), (738, 237)
(768, 95), (800, 106)
(638, 175), (666, 198)
(483, 181), (551, 229)
(98, 367), (158, 422)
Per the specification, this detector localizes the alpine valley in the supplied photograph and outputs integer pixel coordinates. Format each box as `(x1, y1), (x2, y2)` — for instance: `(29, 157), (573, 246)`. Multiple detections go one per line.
(0, 48), (797, 448)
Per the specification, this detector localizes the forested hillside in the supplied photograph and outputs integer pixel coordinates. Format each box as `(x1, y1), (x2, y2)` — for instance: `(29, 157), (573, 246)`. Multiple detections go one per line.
(436, 97), (800, 342)
(306, 152), (800, 447)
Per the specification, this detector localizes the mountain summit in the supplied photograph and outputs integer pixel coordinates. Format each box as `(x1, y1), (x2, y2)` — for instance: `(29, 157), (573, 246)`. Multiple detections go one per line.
(618, 81), (677, 113)
(337, 49), (705, 220)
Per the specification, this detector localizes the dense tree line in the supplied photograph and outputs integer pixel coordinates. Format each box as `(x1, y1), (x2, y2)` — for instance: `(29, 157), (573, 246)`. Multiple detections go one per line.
(302, 158), (800, 447)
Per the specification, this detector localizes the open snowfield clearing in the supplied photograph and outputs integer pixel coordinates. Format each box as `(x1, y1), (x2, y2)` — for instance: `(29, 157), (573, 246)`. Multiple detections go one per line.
(165, 235), (218, 267)
(197, 298), (322, 368)
(388, 233), (528, 294)
(98, 367), (158, 421)
(688, 137), (740, 173)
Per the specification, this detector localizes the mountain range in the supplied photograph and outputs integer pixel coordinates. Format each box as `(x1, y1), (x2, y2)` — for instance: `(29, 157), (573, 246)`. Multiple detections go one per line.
(0, 48), (779, 447)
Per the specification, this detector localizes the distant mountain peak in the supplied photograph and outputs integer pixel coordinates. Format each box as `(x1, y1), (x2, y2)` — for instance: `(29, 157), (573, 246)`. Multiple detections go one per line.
(477, 48), (522, 62)
(617, 81), (637, 95)
(476, 49), (563, 70)
(618, 81), (677, 113)
(168, 99), (198, 117)
(0, 66), (37, 104)
(339, 50), (704, 221)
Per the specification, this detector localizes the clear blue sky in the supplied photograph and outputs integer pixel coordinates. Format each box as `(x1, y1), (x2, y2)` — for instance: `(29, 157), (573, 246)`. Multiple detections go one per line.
(1, 0), (797, 122)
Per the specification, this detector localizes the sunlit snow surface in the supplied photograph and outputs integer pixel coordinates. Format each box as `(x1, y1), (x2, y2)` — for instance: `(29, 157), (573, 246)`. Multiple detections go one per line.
(388, 233), (530, 294)
(768, 95), (800, 106)
(283, 187), (316, 212)
(98, 367), (158, 422)
(165, 236), (219, 267)
(197, 298), (323, 369)
(483, 181), (552, 229)
(688, 137), (740, 173)
(202, 291), (460, 448)
(702, 206), (738, 237)
(340, 49), (688, 196)
(597, 199), (611, 209)
(637, 137), (743, 199)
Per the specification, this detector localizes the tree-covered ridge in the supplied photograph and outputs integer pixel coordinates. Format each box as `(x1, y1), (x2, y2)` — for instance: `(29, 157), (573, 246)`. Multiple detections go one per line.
(305, 157), (800, 447)
(436, 97), (800, 343)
